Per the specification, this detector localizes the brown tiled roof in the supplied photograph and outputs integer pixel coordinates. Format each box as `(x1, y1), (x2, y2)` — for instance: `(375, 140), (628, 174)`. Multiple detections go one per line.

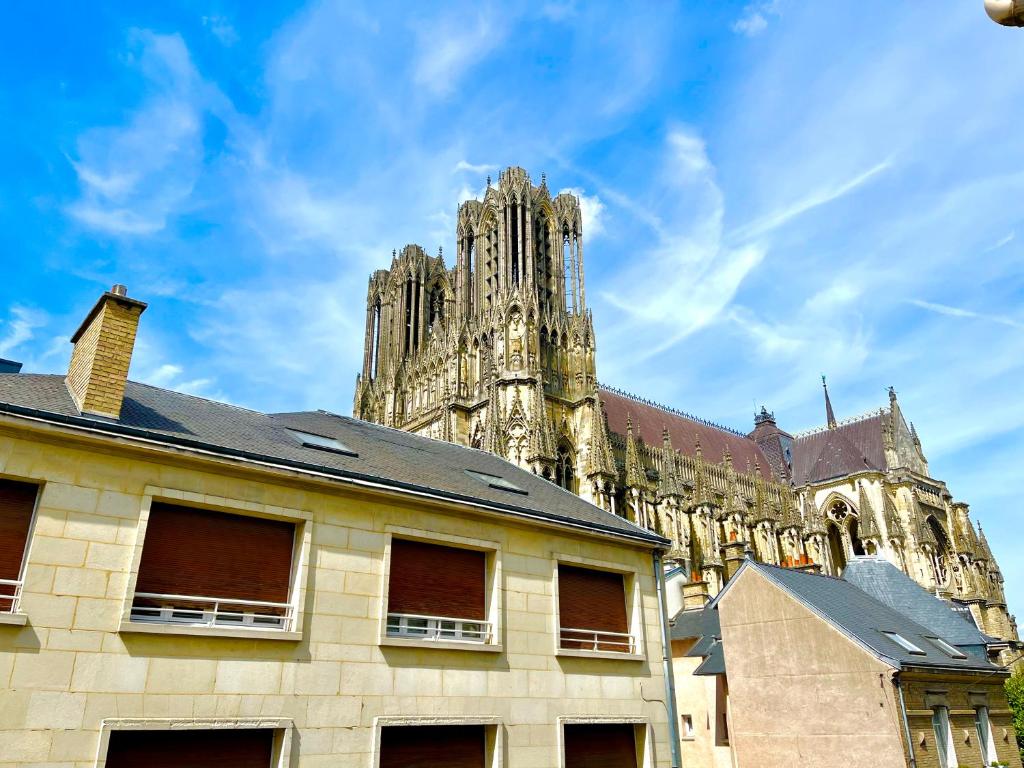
(599, 386), (774, 479)
(791, 414), (886, 485)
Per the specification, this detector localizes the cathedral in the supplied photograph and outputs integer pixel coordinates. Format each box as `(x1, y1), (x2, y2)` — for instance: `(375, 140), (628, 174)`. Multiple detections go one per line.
(352, 166), (1018, 656)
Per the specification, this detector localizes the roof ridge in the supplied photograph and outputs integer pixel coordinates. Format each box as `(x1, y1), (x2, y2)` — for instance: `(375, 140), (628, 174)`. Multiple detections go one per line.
(126, 378), (263, 416)
(793, 407), (886, 439)
(599, 382), (747, 438)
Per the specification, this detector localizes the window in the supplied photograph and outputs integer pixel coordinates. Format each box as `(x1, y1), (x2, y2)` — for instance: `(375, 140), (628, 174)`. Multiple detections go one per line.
(880, 631), (926, 655)
(465, 469), (527, 495)
(286, 428), (356, 457)
(975, 706), (996, 765)
(926, 636), (968, 659)
(563, 723), (638, 768)
(0, 478), (39, 616)
(380, 724), (485, 768)
(105, 727), (276, 768)
(931, 706), (957, 768)
(386, 538), (490, 644)
(557, 564), (634, 654)
(680, 714), (694, 739)
(129, 503), (297, 633)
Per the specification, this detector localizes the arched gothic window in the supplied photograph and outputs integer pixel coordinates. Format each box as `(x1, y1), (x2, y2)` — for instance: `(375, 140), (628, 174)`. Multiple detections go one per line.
(556, 445), (576, 493)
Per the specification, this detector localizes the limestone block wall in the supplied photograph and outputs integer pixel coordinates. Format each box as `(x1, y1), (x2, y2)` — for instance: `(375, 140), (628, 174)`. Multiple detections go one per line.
(0, 426), (671, 767)
(717, 568), (907, 768)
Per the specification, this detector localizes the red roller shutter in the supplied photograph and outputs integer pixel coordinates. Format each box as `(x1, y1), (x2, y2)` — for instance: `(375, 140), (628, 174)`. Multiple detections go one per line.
(105, 728), (274, 768)
(379, 724), (485, 768)
(387, 539), (485, 620)
(558, 565), (628, 651)
(136, 503), (295, 604)
(0, 479), (38, 611)
(564, 723), (638, 768)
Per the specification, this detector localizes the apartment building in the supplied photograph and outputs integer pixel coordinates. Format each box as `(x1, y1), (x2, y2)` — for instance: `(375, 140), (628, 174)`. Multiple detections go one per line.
(0, 286), (676, 767)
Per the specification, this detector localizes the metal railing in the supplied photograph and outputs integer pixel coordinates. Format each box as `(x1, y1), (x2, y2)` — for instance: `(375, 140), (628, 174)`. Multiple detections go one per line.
(559, 627), (636, 654)
(130, 592), (294, 631)
(386, 612), (492, 644)
(0, 578), (23, 614)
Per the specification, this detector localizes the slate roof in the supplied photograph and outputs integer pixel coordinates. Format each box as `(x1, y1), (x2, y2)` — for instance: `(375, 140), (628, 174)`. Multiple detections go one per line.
(719, 560), (1001, 672)
(0, 374), (667, 547)
(671, 606), (725, 675)
(841, 557), (993, 658)
(600, 387), (773, 479)
(790, 413), (887, 485)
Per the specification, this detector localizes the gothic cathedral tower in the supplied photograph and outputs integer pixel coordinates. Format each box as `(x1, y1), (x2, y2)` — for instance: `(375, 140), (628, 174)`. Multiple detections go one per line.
(353, 167), (619, 510)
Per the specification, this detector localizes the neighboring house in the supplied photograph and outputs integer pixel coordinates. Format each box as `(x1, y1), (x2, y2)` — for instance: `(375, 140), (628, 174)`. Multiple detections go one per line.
(671, 557), (1021, 768)
(842, 556), (1004, 664)
(0, 286), (678, 767)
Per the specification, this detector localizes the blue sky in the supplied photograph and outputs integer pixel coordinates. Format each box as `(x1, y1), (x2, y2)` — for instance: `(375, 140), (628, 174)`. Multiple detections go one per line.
(1, 2), (1022, 616)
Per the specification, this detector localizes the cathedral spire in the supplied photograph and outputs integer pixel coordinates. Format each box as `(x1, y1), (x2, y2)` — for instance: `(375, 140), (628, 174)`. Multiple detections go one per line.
(624, 416), (646, 489)
(881, 491), (905, 541)
(658, 427), (684, 499)
(822, 375), (837, 429)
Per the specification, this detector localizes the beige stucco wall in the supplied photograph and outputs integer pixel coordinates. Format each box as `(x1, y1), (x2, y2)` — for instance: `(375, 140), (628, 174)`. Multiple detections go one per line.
(0, 419), (671, 767)
(671, 640), (734, 768)
(717, 568), (907, 768)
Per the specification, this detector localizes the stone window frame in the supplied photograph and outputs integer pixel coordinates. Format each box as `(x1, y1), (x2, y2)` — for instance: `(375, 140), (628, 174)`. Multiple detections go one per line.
(378, 525), (504, 653)
(552, 552), (647, 662)
(557, 715), (655, 768)
(94, 717), (294, 768)
(117, 486), (313, 641)
(371, 715), (504, 768)
(0, 472), (44, 627)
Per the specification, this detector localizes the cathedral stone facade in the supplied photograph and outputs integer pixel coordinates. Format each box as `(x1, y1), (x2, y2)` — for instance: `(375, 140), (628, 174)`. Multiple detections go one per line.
(353, 166), (1018, 655)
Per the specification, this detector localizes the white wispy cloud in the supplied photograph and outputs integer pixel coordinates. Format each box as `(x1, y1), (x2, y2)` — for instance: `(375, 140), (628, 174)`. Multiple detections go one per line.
(0, 306), (48, 357)
(412, 9), (507, 97)
(453, 160), (497, 175)
(908, 299), (1024, 330)
(732, 0), (781, 37)
(65, 30), (224, 237)
(598, 128), (765, 366)
(202, 15), (239, 46)
(730, 157), (893, 243)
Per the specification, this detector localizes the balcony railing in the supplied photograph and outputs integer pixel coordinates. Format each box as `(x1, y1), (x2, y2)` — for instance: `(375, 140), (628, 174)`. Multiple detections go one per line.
(130, 592), (294, 631)
(386, 612), (492, 644)
(559, 627), (636, 654)
(0, 578), (23, 614)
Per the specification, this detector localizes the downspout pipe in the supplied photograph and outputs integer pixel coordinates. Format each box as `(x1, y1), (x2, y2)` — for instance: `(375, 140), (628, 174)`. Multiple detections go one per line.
(654, 552), (683, 768)
(894, 673), (916, 768)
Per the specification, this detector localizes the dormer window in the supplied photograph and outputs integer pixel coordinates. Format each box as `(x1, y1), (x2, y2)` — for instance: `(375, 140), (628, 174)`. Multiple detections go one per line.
(465, 470), (527, 495)
(880, 630), (926, 655)
(286, 428), (356, 456)
(925, 635), (968, 659)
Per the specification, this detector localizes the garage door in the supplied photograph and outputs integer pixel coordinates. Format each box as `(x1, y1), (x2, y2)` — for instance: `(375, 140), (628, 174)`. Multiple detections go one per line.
(564, 723), (638, 768)
(104, 728), (274, 768)
(379, 724), (485, 768)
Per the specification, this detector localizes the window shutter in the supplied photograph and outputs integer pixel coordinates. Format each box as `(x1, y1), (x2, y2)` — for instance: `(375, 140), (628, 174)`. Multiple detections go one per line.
(136, 503), (295, 604)
(387, 539), (486, 620)
(380, 725), (484, 768)
(558, 565), (628, 634)
(0, 479), (38, 610)
(105, 728), (274, 768)
(564, 723), (638, 768)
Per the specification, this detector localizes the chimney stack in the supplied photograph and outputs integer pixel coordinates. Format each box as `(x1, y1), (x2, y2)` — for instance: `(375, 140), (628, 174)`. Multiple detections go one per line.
(66, 285), (147, 419)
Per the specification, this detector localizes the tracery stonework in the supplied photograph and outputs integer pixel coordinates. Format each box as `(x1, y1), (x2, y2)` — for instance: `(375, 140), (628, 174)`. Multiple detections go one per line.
(354, 166), (1018, 657)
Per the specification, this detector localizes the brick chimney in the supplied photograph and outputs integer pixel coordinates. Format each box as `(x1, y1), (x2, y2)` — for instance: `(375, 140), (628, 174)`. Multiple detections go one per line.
(66, 284), (147, 419)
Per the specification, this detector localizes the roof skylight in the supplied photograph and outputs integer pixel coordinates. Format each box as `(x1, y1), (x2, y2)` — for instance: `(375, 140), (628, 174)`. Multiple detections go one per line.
(880, 630), (926, 655)
(465, 469), (528, 495)
(924, 636), (968, 659)
(286, 428), (357, 457)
